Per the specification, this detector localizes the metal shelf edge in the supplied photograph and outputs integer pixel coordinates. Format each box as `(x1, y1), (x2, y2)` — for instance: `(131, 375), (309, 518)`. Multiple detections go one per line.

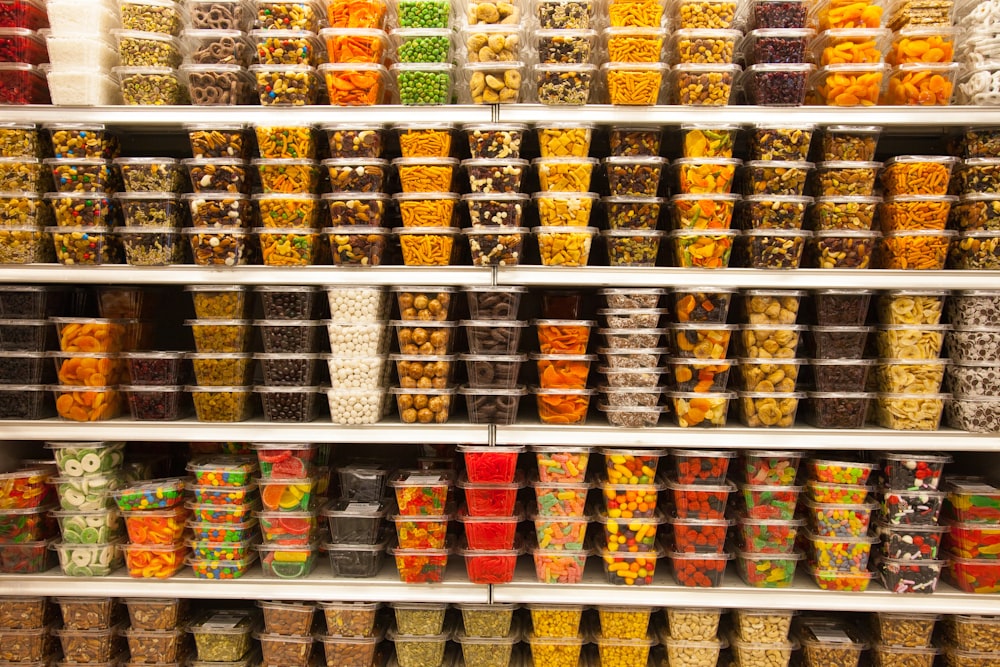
(495, 268), (1000, 290)
(0, 419), (491, 444)
(0, 265), (493, 286)
(0, 105), (494, 127)
(0, 564), (489, 603)
(494, 423), (997, 450)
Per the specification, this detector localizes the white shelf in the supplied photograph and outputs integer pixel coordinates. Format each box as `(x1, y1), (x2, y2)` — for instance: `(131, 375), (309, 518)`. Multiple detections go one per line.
(0, 561), (488, 603)
(495, 422), (1000, 451)
(2, 104), (999, 128)
(493, 561), (1000, 614)
(0, 418), (490, 444)
(0, 105), (494, 128)
(496, 267), (1000, 290)
(0, 265), (493, 286)
(497, 104), (1000, 127)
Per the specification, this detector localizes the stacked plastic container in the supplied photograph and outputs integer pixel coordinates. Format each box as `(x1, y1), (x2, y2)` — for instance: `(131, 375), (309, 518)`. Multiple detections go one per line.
(389, 286), (455, 424)
(665, 286), (731, 427)
(954, 0), (1000, 104)
(49, 314), (128, 424)
(52, 597), (126, 666)
(950, 150), (1000, 272)
(320, 122), (389, 266)
(739, 125), (814, 270)
(735, 290), (805, 428)
(599, 448), (666, 586)
(0, 124), (53, 268)
(653, 607), (726, 665)
(254, 286), (323, 422)
(528, 444), (592, 584)
(253, 125), (320, 266)
(807, 125), (882, 269)
(740, 0), (814, 104)
(665, 450), (733, 588)
(603, 0), (669, 105)
(462, 123), (529, 267)
(944, 290), (1000, 432)
(532, 290), (595, 425)
(188, 608), (257, 667)
(323, 286), (389, 425)
(122, 598), (191, 667)
(0, 0), (48, 104)
(601, 131), (666, 268)
(388, 602), (456, 667)
(533, 124), (597, 267)
(807, 0), (887, 106)
(115, 477), (190, 579)
(182, 124), (250, 266)
(461, 287), (528, 424)
(670, 128), (741, 269)
(734, 450), (804, 588)
(595, 287), (666, 428)
(0, 285), (58, 418)
(249, 0), (324, 105)
(524, 604), (587, 666)
(803, 287), (876, 429)
(255, 601), (316, 667)
(458, 0), (526, 104)
(728, 608), (798, 667)
(794, 616), (868, 667)
(950, 128), (1000, 271)
(43, 0), (119, 104)
(872, 288), (951, 430)
(391, 0), (457, 104)
(184, 455), (261, 580)
(44, 123), (121, 268)
(48, 441), (125, 576)
(878, 155), (958, 270)
(393, 124), (461, 267)
(455, 445), (524, 583)
(875, 453), (950, 593)
(603, 127), (663, 266)
(944, 477), (1000, 594)
(317, 601), (386, 666)
(869, 610), (941, 666)
(0, 460), (54, 575)
(802, 458), (878, 591)
(180, 0), (255, 106)
(253, 443), (319, 580)
(454, 603), (520, 667)
(113, 0), (188, 104)
(184, 285), (254, 422)
(882, 0), (957, 105)
(323, 463), (391, 577)
(533, 0), (596, 105)
(0, 598), (52, 667)
(388, 469), (454, 582)
(113, 149), (186, 268)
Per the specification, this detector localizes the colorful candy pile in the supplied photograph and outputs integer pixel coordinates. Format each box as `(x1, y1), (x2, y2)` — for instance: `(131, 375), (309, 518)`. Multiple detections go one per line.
(254, 443), (322, 579)
(803, 456), (878, 591)
(664, 449), (734, 587)
(115, 476), (190, 578)
(732, 450), (804, 588)
(529, 444), (593, 583)
(943, 476), (1000, 594)
(0, 461), (55, 574)
(323, 462), (391, 577)
(48, 441), (126, 576)
(184, 454), (261, 580)
(388, 468), (454, 583)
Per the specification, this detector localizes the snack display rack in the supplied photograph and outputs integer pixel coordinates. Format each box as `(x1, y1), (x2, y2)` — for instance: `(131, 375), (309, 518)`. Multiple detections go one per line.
(2, 102), (1000, 629)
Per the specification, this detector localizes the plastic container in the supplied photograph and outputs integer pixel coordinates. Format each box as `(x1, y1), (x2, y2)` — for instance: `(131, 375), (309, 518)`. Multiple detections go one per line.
(324, 539), (386, 577)
(668, 550), (731, 587)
